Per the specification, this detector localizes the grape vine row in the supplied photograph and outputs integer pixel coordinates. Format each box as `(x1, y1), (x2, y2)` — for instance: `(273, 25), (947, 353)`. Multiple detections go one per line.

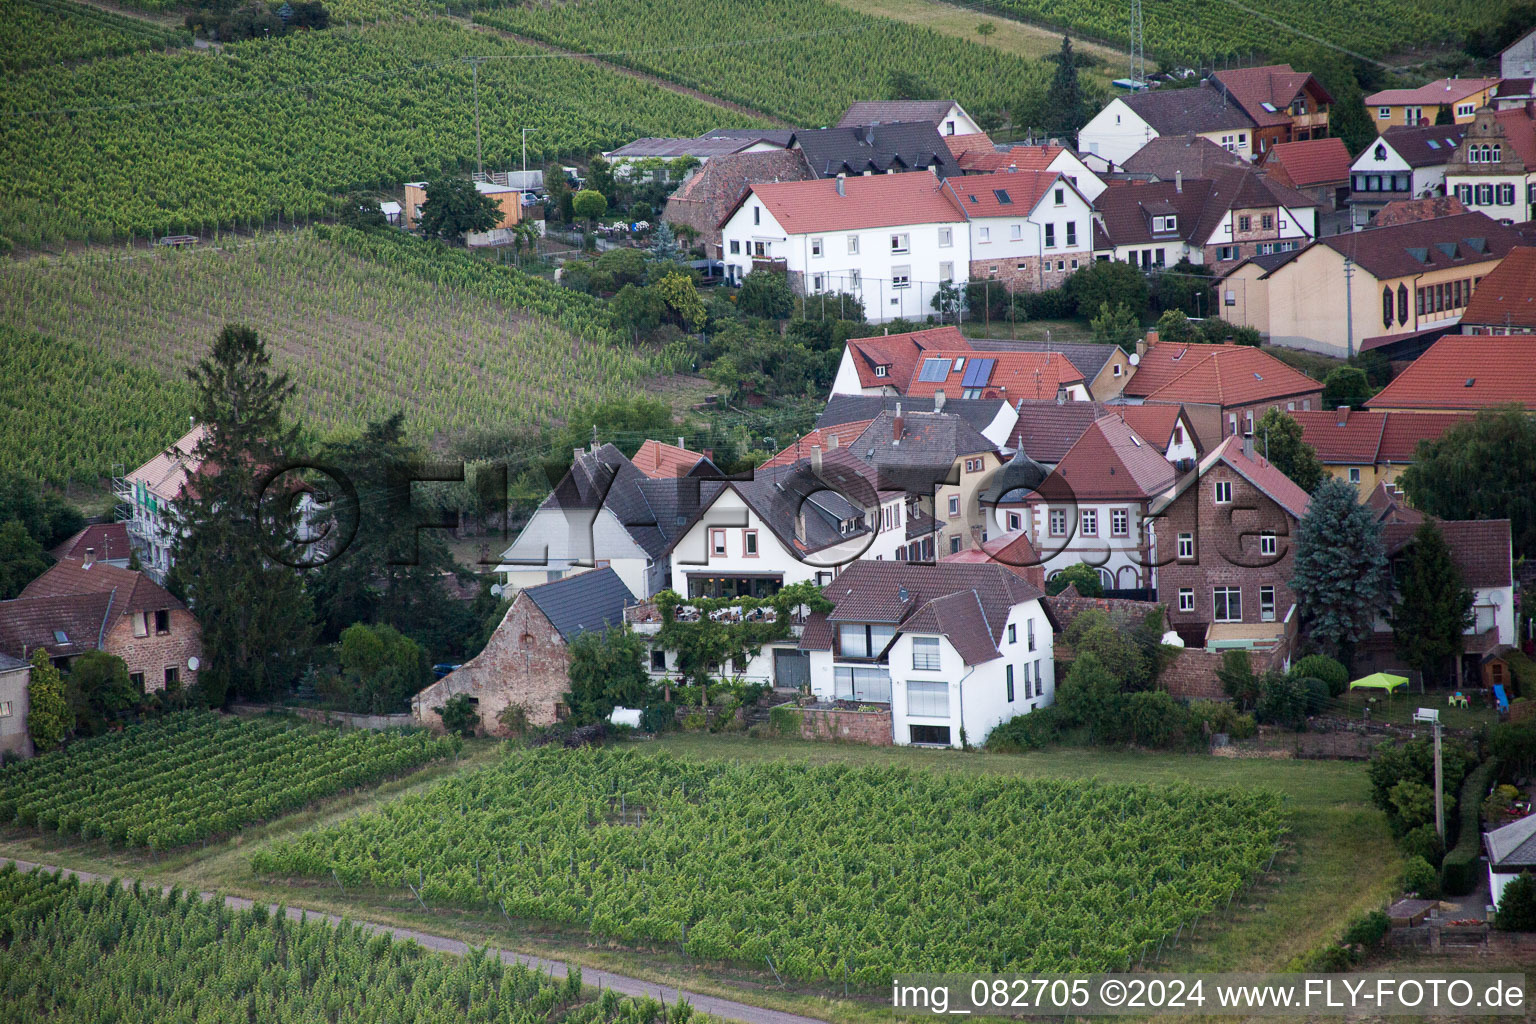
(0, 0), (190, 74)
(253, 747), (1287, 983)
(0, 712), (458, 850)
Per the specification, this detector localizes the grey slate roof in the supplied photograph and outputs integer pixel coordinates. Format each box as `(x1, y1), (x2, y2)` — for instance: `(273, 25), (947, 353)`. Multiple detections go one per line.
(522, 567), (636, 643)
(1369, 124), (1467, 168)
(979, 448), (1050, 506)
(818, 394), (1005, 434)
(703, 128), (797, 146)
(0, 652), (30, 672)
(607, 137), (765, 159)
(1122, 84), (1257, 136)
(791, 122), (958, 179)
(1486, 813), (1536, 869)
(851, 410), (998, 495)
(837, 101), (958, 128)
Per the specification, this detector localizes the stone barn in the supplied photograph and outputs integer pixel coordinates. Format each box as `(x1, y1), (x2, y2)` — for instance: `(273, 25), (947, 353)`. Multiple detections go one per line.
(413, 567), (635, 735)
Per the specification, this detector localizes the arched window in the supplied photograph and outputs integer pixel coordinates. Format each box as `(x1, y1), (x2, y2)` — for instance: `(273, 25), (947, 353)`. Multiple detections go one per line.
(1492, 144), (1502, 162)
(1097, 568), (1114, 591)
(1382, 286), (1394, 328)
(1397, 283), (1409, 324)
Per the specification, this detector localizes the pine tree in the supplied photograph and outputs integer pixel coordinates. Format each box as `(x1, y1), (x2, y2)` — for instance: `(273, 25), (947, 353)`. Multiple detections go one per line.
(1045, 36), (1086, 138)
(1392, 520), (1474, 687)
(1290, 477), (1390, 666)
(170, 325), (315, 706)
(26, 648), (70, 752)
(649, 221), (680, 262)
(1255, 408), (1324, 492)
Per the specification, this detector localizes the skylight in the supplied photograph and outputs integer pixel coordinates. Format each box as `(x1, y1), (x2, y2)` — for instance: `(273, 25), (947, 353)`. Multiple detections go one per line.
(1465, 378), (1476, 388)
(1261, 102), (1278, 112)
(1253, 372), (1263, 380)
(53, 630), (68, 644)
(1427, 139), (1441, 149)
(993, 189), (1012, 204)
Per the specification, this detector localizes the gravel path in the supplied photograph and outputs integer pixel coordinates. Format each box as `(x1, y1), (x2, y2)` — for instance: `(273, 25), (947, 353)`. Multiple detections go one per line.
(0, 857), (829, 1024)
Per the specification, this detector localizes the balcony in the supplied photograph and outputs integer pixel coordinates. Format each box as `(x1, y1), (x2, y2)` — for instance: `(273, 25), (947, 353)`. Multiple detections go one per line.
(625, 600), (810, 638)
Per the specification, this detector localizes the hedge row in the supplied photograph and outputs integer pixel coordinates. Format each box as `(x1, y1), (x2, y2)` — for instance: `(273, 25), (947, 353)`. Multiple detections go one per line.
(1442, 757), (1499, 897)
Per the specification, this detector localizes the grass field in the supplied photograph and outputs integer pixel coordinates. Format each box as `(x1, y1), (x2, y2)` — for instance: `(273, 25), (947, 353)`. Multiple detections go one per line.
(0, 229), (691, 478)
(0, 730), (1395, 1023)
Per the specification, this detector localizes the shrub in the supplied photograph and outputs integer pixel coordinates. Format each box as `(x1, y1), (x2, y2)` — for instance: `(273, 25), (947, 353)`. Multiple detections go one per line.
(1188, 700), (1257, 740)
(434, 694), (480, 737)
(1495, 873), (1536, 931)
(1341, 910), (1389, 948)
(1290, 653), (1348, 697)
(1444, 758), (1499, 896)
(1402, 855), (1441, 898)
(1400, 823), (1446, 866)
(986, 706), (1063, 752)
(1217, 649), (1260, 710)
(1255, 672), (1309, 730)
(768, 704), (801, 738)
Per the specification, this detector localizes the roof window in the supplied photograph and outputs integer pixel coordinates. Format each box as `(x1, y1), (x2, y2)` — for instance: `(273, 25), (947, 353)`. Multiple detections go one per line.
(53, 630), (68, 644)
(1465, 378), (1476, 387)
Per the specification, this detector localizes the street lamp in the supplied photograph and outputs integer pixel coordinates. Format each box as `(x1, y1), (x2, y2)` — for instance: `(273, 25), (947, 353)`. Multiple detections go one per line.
(1413, 707), (1444, 841)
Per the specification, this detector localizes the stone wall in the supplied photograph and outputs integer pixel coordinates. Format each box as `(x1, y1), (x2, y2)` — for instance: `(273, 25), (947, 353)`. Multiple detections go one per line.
(1161, 647), (1240, 699)
(104, 606), (202, 693)
(230, 704), (414, 731)
(412, 591), (572, 736)
(786, 704), (893, 745)
(969, 252), (1087, 294)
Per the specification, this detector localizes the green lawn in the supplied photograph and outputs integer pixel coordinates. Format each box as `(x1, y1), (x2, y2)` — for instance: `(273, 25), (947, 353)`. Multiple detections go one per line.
(1333, 688), (1499, 731)
(961, 318), (1097, 343)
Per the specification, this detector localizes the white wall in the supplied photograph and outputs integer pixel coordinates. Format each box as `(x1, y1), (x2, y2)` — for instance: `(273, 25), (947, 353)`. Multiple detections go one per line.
(1049, 151), (1107, 202)
(1473, 585), (1517, 646)
(965, 182), (1094, 260)
(497, 506), (652, 599)
(830, 346), (884, 396)
(1078, 99), (1157, 166)
(1027, 499), (1154, 590)
(668, 488), (868, 596)
(1200, 205), (1317, 252)
(1447, 172), (1536, 223)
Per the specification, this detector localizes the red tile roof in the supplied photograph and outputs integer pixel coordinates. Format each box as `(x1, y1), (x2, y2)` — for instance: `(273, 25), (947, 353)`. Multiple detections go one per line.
(1366, 336), (1536, 411)
(1260, 137), (1351, 189)
(761, 421), (874, 468)
(126, 424), (206, 503)
(902, 349), (1085, 401)
(21, 558), (184, 615)
(1384, 519), (1512, 588)
(1290, 409), (1388, 463)
(900, 589), (1001, 665)
(50, 523), (132, 563)
(953, 143), (1065, 174)
(1042, 415), (1178, 502)
(724, 173), (966, 233)
(1213, 64), (1330, 127)
(844, 326), (968, 390)
(1373, 196), (1469, 227)
(1461, 247), (1536, 329)
(1126, 340), (1322, 407)
(630, 439), (711, 479)
(948, 169), (1061, 217)
(1377, 412), (1476, 461)
(941, 530), (1046, 590)
(1365, 78), (1499, 107)
(1110, 403), (1191, 452)
(1205, 435), (1312, 520)
(1009, 400), (1111, 463)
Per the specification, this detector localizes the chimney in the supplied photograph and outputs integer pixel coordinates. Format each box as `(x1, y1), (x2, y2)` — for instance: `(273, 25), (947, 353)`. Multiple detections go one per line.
(811, 443), (822, 473)
(828, 432), (839, 450)
(83, 547), (96, 569)
(574, 447), (585, 463)
(934, 390), (947, 412)
(677, 436), (686, 449)
(864, 125), (875, 146)
(1242, 435), (1256, 459)
(898, 584), (909, 603)
(835, 176), (846, 197)
(893, 402), (904, 442)
(1056, 384), (1067, 405)
(1336, 406), (1349, 427)
(1176, 170), (1183, 193)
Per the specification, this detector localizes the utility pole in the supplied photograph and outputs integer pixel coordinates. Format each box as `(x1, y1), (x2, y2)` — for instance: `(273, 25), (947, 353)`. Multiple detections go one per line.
(472, 59), (484, 179)
(1342, 255), (1355, 359)
(1414, 707), (1445, 841)
(522, 127), (534, 183)
(1129, 0), (1145, 88)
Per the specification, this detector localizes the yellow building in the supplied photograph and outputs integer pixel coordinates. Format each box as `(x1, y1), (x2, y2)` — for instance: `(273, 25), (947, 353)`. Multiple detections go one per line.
(1365, 78), (1500, 133)
(1289, 408), (1474, 495)
(402, 179), (528, 243)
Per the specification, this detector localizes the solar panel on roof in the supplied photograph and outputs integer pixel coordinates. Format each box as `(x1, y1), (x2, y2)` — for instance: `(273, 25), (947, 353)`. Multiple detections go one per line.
(918, 358), (950, 382)
(961, 358), (996, 388)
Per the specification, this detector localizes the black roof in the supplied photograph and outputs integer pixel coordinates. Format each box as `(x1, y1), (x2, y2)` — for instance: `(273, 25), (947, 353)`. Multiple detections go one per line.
(522, 567), (636, 643)
(0, 652), (29, 672)
(817, 393), (1005, 433)
(1122, 84), (1256, 136)
(791, 121), (958, 179)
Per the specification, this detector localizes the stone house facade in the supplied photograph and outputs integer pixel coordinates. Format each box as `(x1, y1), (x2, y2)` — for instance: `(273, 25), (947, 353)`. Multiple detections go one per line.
(0, 654), (32, 759)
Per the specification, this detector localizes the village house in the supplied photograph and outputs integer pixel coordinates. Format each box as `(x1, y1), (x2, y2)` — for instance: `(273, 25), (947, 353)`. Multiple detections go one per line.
(1365, 78), (1501, 132)
(944, 138), (1107, 200)
(940, 528), (1048, 591)
(1366, 335), (1536, 413)
(1120, 336), (1324, 438)
(403, 179), (538, 246)
(1148, 435), (1311, 651)
(1221, 211), (1527, 357)
(1445, 104), (1536, 224)
(1345, 124), (1466, 228)
(1091, 166), (1318, 272)
(0, 654), (31, 760)
(1005, 400), (1200, 471)
(818, 392), (1019, 451)
(900, 349), (1090, 405)
(495, 441), (718, 600)
(1494, 27), (1536, 108)
(976, 341), (1134, 401)
(1459, 246), (1536, 333)
(836, 100), (984, 138)
(801, 560), (1056, 747)
(1209, 65), (1334, 153)
(1486, 815), (1536, 909)
(790, 122), (959, 179)
(50, 522), (133, 569)
(604, 130), (792, 178)
(1078, 83), (1258, 167)
(1290, 407), (1473, 492)
(1009, 414), (1178, 592)
(1117, 134), (1247, 181)
(717, 173), (970, 320)
(0, 549), (202, 692)
(661, 150), (812, 259)
(413, 567), (635, 734)
(954, 169), (1095, 291)
(114, 423), (205, 582)
(1257, 136), (1352, 210)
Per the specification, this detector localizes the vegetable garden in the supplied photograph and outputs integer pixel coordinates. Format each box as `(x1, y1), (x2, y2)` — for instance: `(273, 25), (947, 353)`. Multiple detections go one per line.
(0, 229), (690, 480)
(1, 0), (189, 74)
(0, 712), (457, 850)
(0, 866), (690, 1024)
(0, 21), (753, 244)
(473, 0), (1049, 128)
(253, 747), (1286, 982)
(968, 0), (1502, 63)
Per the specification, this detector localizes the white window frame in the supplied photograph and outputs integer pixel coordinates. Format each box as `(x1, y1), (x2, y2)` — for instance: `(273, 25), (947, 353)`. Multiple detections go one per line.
(1177, 532), (1194, 560)
(1213, 586), (1242, 622)
(710, 528), (727, 556)
(1260, 584), (1276, 623)
(948, 495), (960, 518)
(1080, 509), (1098, 537)
(1044, 223), (1056, 248)
(810, 237), (823, 258)
(939, 261), (954, 282)
(907, 679), (949, 718)
(1214, 480), (1233, 504)
(892, 266), (911, 289)
(891, 233), (910, 254)
(938, 227), (953, 247)
(1111, 508), (1129, 537)
(912, 636), (941, 672)
(847, 234), (860, 255)
(978, 226), (991, 244)
(1348, 467), (1361, 483)
(1049, 509), (1067, 537)
(1178, 588), (1194, 612)
(1259, 531), (1277, 557)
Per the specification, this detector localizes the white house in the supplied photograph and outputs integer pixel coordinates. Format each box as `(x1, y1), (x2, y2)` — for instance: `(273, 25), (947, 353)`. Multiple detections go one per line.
(1078, 85), (1258, 167)
(804, 560), (1056, 747)
(1485, 814), (1536, 909)
(951, 169), (1095, 292)
(717, 173), (970, 322)
(1345, 124), (1465, 228)
(1445, 106), (1536, 225)
(837, 100), (985, 139)
(114, 423), (206, 582)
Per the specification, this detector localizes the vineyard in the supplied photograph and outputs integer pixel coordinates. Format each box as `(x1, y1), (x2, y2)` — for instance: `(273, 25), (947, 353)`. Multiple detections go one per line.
(0, 0), (189, 74)
(253, 747), (1286, 982)
(0, 21), (754, 244)
(0, 324), (192, 486)
(0, 712), (457, 850)
(473, 0), (1049, 128)
(0, 229), (690, 477)
(968, 0), (1502, 63)
(0, 867), (691, 1024)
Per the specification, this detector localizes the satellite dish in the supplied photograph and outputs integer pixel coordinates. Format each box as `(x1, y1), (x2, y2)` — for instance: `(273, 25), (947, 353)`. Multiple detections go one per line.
(1129, 352), (1141, 366)
(490, 584), (505, 598)
(187, 656), (200, 671)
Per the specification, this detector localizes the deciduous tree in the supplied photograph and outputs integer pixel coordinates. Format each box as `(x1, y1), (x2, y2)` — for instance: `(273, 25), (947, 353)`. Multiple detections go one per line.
(1400, 408), (1536, 560)
(417, 177), (499, 246)
(1089, 301), (1141, 351)
(1256, 408), (1324, 492)
(0, 521), (51, 601)
(1322, 366), (1371, 409)
(25, 649), (69, 752)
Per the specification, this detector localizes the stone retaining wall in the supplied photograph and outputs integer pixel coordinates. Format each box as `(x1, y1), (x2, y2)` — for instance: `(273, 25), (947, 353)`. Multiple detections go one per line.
(784, 705), (893, 746)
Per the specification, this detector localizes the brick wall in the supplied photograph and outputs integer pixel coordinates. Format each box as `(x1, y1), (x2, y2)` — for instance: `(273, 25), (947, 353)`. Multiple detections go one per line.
(969, 252), (1088, 293)
(789, 705), (893, 745)
(413, 592), (572, 736)
(1162, 647), (1245, 699)
(103, 607), (202, 694)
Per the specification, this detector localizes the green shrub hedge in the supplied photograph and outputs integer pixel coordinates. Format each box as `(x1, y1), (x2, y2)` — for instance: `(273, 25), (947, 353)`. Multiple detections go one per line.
(1442, 757), (1498, 897)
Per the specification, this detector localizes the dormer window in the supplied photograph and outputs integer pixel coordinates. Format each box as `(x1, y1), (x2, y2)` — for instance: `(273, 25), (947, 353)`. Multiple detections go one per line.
(1153, 215), (1177, 233)
(875, 365), (888, 377)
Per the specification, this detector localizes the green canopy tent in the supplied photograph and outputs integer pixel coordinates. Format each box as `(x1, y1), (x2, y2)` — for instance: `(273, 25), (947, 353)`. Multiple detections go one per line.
(1349, 672), (1410, 694)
